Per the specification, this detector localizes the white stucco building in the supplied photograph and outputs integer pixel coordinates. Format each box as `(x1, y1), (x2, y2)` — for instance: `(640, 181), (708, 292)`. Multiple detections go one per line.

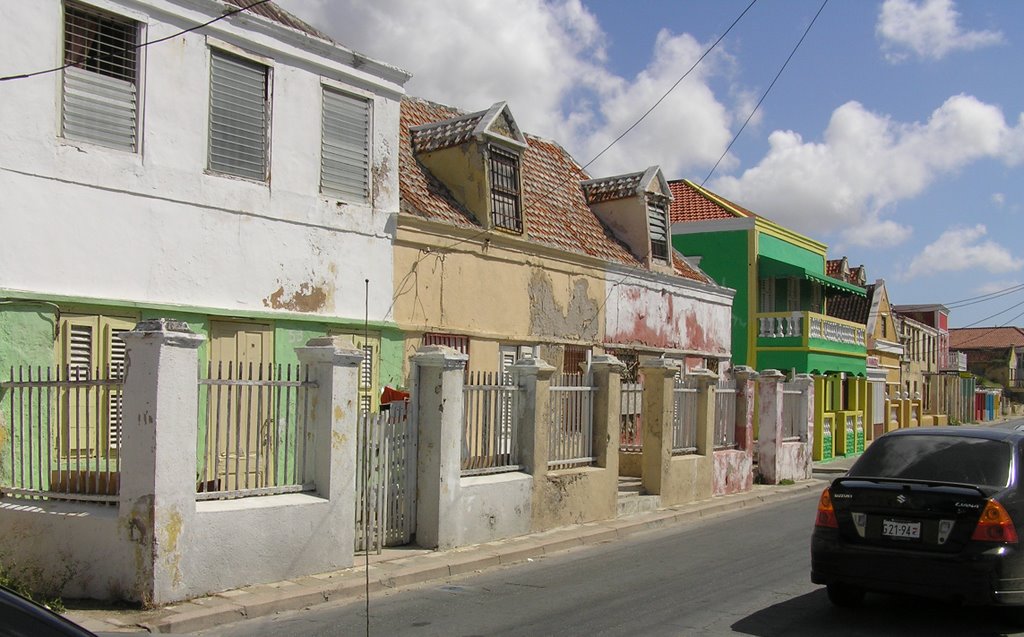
(0, 0), (410, 400)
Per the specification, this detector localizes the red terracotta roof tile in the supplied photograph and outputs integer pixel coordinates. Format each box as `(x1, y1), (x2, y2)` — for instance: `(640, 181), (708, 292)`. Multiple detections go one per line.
(667, 179), (762, 224)
(949, 326), (1024, 350)
(399, 97), (712, 284)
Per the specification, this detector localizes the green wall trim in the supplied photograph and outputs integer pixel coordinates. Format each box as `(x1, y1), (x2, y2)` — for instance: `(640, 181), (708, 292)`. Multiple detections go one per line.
(0, 288), (399, 332)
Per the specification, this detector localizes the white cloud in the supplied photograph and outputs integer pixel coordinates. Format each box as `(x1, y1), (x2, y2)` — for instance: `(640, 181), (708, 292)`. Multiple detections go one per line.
(273, 0), (738, 178)
(710, 95), (1024, 242)
(843, 217), (912, 248)
(876, 0), (1003, 62)
(903, 225), (1023, 280)
(992, 192), (1006, 207)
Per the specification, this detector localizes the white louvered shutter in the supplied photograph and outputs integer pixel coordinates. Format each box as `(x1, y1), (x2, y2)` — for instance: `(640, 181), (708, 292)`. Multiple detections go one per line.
(321, 89), (371, 201)
(209, 50), (268, 180)
(647, 202), (668, 261)
(107, 326), (128, 448)
(61, 2), (138, 151)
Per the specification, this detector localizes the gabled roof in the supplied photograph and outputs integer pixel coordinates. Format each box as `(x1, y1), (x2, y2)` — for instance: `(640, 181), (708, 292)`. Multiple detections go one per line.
(950, 326), (1024, 350)
(399, 97), (711, 284)
(581, 167), (669, 204)
(667, 179), (761, 224)
(411, 102), (526, 154)
(827, 283), (874, 324)
(223, 0), (331, 41)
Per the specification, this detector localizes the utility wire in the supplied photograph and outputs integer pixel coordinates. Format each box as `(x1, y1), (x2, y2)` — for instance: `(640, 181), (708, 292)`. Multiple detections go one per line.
(580, 0), (758, 172)
(944, 282), (1024, 309)
(702, 0), (829, 186)
(386, 0), (762, 323)
(0, 0), (274, 82)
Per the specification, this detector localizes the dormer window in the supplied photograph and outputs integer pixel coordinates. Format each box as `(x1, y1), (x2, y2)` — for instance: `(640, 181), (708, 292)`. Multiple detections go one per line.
(647, 198), (668, 261)
(489, 145), (522, 233)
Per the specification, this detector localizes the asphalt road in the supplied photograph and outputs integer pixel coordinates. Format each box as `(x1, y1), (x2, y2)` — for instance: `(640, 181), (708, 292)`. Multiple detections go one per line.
(197, 488), (1024, 637)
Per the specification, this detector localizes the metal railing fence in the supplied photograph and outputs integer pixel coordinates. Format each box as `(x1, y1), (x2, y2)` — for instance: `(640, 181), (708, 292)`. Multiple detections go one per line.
(197, 362), (315, 500)
(619, 381), (643, 452)
(548, 373), (596, 469)
(1, 365), (123, 503)
(672, 376), (698, 454)
(714, 379), (736, 450)
(462, 371), (521, 475)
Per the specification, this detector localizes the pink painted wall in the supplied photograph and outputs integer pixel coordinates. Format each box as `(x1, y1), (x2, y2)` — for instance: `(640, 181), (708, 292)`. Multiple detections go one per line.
(604, 276), (732, 357)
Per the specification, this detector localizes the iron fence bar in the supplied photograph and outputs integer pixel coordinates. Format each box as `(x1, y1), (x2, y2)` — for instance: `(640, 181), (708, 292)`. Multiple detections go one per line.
(1, 486), (118, 504)
(195, 482), (314, 501)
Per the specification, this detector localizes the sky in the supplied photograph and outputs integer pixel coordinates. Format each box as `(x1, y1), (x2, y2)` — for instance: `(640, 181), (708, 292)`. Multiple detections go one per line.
(275, 0), (1024, 329)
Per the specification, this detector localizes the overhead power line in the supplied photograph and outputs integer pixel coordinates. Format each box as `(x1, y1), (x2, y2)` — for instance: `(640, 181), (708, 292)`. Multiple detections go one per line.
(702, 0), (829, 186)
(944, 282), (1024, 309)
(0, 0), (274, 82)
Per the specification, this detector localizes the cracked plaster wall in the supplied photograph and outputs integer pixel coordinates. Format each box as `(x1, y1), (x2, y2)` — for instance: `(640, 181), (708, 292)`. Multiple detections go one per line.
(0, 2), (403, 322)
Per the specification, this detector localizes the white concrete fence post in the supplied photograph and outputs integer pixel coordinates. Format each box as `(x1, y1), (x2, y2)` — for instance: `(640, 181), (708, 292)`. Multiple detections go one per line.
(793, 373), (816, 479)
(756, 369), (785, 484)
(295, 336), (364, 557)
(411, 345), (468, 550)
(118, 318), (204, 605)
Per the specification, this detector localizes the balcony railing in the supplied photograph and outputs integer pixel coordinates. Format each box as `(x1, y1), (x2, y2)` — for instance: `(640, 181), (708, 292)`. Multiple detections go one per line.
(941, 351), (967, 372)
(757, 311), (866, 348)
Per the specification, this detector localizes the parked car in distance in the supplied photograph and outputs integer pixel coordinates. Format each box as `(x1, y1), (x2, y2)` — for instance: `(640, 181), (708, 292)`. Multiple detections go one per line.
(0, 586), (97, 637)
(811, 427), (1024, 612)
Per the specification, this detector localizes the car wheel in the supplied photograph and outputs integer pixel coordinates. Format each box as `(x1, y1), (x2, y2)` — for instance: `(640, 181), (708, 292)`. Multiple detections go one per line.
(826, 583), (865, 608)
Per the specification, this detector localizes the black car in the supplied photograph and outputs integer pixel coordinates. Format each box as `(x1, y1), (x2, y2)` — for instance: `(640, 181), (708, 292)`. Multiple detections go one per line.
(0, 586), (97, 637)
(811, 427), (1024, 610)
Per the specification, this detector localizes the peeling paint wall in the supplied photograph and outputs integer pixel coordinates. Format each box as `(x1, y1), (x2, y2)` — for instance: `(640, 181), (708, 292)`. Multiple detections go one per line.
(393, 228), (607, 373)
(0, 2), (404, 323)
(604, 272), (733, 357)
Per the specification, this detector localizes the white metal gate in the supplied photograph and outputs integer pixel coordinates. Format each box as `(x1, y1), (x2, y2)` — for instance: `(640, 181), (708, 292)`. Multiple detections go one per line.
(355, 402), (416, 552)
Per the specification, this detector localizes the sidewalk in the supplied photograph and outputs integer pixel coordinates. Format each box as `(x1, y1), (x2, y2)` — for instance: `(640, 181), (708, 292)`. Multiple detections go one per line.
(65, 477), (834, 635)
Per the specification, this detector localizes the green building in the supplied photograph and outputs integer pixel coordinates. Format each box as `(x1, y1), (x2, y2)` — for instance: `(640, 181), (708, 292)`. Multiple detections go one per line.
(668, 179), (868, 460)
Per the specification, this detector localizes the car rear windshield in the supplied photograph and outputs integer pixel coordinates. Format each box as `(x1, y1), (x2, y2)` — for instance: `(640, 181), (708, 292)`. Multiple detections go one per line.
(848, 435), (1013, 488)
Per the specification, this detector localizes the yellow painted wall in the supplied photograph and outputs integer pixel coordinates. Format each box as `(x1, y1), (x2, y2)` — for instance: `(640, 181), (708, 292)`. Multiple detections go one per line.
(394, 218), (606, 375)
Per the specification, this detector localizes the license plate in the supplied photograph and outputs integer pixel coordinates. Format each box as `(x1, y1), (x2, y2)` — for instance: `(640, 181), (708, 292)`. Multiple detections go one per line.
(883, 519), (921, 540)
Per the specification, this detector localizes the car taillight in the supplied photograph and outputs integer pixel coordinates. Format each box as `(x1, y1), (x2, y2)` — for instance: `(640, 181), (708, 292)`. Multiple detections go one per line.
(815, 487), (838, 529)
(971, 499), (1019, 543)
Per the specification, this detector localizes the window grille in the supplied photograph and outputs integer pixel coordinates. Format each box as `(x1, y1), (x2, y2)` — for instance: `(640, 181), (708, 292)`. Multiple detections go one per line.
(648, 200), (668, 261)
(62, 1), (139, 151)
(563, 345), (589, 374)
(209, 49), (269, 181)
(424, 333), (470, 360)
(321, 88), (370, 201)
(489, 146), (522, 233)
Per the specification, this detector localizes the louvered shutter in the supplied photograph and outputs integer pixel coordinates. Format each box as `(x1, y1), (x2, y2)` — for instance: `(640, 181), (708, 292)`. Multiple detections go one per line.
(105, 322), (130, 449)
(647, 202), (668, 261)
(209, 50), (268, 180)
(61, 2), (139, 152)
(321, 89), (370, 201)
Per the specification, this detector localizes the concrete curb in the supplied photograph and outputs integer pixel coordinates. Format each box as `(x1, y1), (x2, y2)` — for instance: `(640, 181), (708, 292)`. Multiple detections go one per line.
(67, 479), (826, 634)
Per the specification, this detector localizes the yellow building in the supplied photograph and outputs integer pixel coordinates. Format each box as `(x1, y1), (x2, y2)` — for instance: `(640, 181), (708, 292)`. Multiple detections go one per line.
(393, 98), (735, 380)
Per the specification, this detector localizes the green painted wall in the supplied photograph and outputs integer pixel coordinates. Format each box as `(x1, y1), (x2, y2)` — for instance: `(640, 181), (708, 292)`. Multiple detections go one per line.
(758, 349), (865, 376)
(0, 297), (408, 490)
(758, 232), (825, 275)
(673, 229), (750, 365)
